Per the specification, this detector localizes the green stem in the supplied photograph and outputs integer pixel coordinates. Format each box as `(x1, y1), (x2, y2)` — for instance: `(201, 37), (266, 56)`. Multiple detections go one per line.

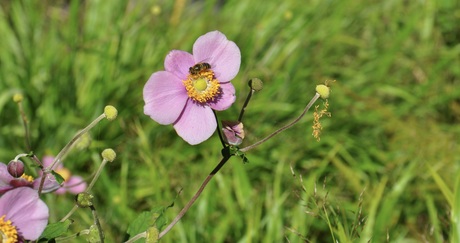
(240, 93), (320, 152)
(157, 155), (231, 239)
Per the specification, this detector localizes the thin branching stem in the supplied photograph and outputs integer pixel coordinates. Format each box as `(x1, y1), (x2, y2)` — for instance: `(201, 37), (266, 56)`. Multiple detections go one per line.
(60, 205), (78, 222)
(17, 101), (31, 151)
(238, 88), (255, 122)
(124, 232), (147, 243)
(50, 114), (106, 170)
(129, 93), (320, 241)
(239, 93), (321, 152)
(86, 159), (109, 192)
(213, 110), (226, 148)
(157, 155), (231, 239)
(37, 113), (106, 194)
(90, 205), (105, 243)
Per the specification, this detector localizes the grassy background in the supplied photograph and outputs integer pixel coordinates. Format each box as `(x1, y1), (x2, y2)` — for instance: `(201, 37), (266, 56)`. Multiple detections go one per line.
(1, 0), (459, 242)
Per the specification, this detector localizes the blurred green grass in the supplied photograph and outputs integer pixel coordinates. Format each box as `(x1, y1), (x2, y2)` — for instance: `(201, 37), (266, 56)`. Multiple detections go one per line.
(1, 0), (459, 242)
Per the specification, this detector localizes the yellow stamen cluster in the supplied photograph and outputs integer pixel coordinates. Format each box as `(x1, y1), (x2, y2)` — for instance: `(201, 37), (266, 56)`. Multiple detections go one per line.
(183, 70), (220, 103)
(20, 173), (34, 183)
(0, 215), (18, 243)
(312, 100), (331, 141)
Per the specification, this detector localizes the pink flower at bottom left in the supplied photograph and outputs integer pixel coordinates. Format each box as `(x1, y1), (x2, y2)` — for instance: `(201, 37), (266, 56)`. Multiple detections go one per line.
(0, 187), (49, 241)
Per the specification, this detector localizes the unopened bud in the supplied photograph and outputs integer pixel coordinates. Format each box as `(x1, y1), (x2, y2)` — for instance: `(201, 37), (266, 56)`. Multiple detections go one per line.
(13, 93), (24, 103)
(7, 160), (25, 178)
(222, 121), (245, 146)
(248, 78), (263, 91)
(87, 225), (101, 242)
(316, 84), (330, 99)
(76, 192), (93, 208)
(146, 226), (160, 243)
(104, 105), (118, 121)
(101, 148), (116, 162)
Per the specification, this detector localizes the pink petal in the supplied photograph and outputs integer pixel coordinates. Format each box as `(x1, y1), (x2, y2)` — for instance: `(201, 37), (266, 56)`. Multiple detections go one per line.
(65, 176), (87, 194)
(54, 187), (66, 194)
(42, 156), (63, 170)
(41, 156), (54, 168)
(0, 163), (14, 186)
(192, 31), (241, 82)
(173, 100), (217, 145)
(33, 173), (61, 193)
(0, 187), (48, 240)
(143, 71), (189, 124)
(164, 50), (195, 79)
(209, 82), (236, 111)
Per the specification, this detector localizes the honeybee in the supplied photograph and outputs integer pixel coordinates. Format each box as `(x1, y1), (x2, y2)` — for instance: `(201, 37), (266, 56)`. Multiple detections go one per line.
(189, 62), (211, 75)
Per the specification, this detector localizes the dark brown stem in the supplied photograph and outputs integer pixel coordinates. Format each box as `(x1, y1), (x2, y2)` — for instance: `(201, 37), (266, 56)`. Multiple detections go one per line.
(238, 89), (255, 122)
(239, 93), (320, 153)
(90, 205), (105, 243)
(158, 155), (231, 239)
(213, 110), (226, 148)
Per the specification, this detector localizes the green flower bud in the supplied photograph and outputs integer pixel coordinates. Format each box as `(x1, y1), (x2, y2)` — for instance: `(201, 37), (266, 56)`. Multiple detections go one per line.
(146, 226), (160, 243)
(13, 93), (23, 103)
(87, 225), (102, 242)
(316, 84), (330, 99)
(76, 192), (93, 208)
(104, 105), (118, 121)
(101, 148), (116, 162)
(248, 78), (263, 91)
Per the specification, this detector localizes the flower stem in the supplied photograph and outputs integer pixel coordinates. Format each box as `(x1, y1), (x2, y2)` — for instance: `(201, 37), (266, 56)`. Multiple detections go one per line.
(124, 232), (147, 243)
(239, 93), (321, 153)
(157, 155), (231, 239)
(60, 205), (78, 222)
(37, 113), (106, 194)
(238, 89), (255, 122)
(16, 100), (32, 151)
(86, 159), (109, 192)
(213, 110), (226, 148)
(90, 205), (105, 243)
(50, 113), (106, 171)
(239, 78), (263, 122)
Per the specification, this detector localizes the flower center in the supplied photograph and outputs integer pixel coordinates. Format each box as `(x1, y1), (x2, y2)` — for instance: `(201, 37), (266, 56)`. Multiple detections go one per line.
(183, 70), (220, 103)
(20, 173), (34, 183)
(0, 215), (18, 243)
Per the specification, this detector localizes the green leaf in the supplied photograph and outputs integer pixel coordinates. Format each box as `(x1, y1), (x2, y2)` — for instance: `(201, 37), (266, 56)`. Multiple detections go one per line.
(227, 146), (250, 163)
(38, 220), (72, 242)
(127, 204), (173, 241)
(51, 170), (65, 185)
(127, 210), (157, 238)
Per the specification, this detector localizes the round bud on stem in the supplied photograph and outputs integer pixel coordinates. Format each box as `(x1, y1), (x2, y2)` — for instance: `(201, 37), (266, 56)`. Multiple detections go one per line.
(222, 121), (245, 146)
(248, 78), (263, 91)
(13, 94), (24, 103)
(316, 84), (330, 99)
(146, 226), (160, 242)
(104, 105), (118, 121)
(7, 160), (25, 178)
(101, 148), (116, 162)
(75, 192), (94, 208)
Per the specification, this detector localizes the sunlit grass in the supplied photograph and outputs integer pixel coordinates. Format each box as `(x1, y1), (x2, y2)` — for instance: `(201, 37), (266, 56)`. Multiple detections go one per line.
(0, 0), (459, 242)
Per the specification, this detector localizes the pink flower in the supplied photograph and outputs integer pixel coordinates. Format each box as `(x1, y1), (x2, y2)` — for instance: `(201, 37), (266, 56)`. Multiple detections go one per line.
(41, 156), (87, 195)
(221, 120), (245, 146)
(0, 187), (49, 241)
(0, 162), (59, 194)
(143, 31), (241, 145)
